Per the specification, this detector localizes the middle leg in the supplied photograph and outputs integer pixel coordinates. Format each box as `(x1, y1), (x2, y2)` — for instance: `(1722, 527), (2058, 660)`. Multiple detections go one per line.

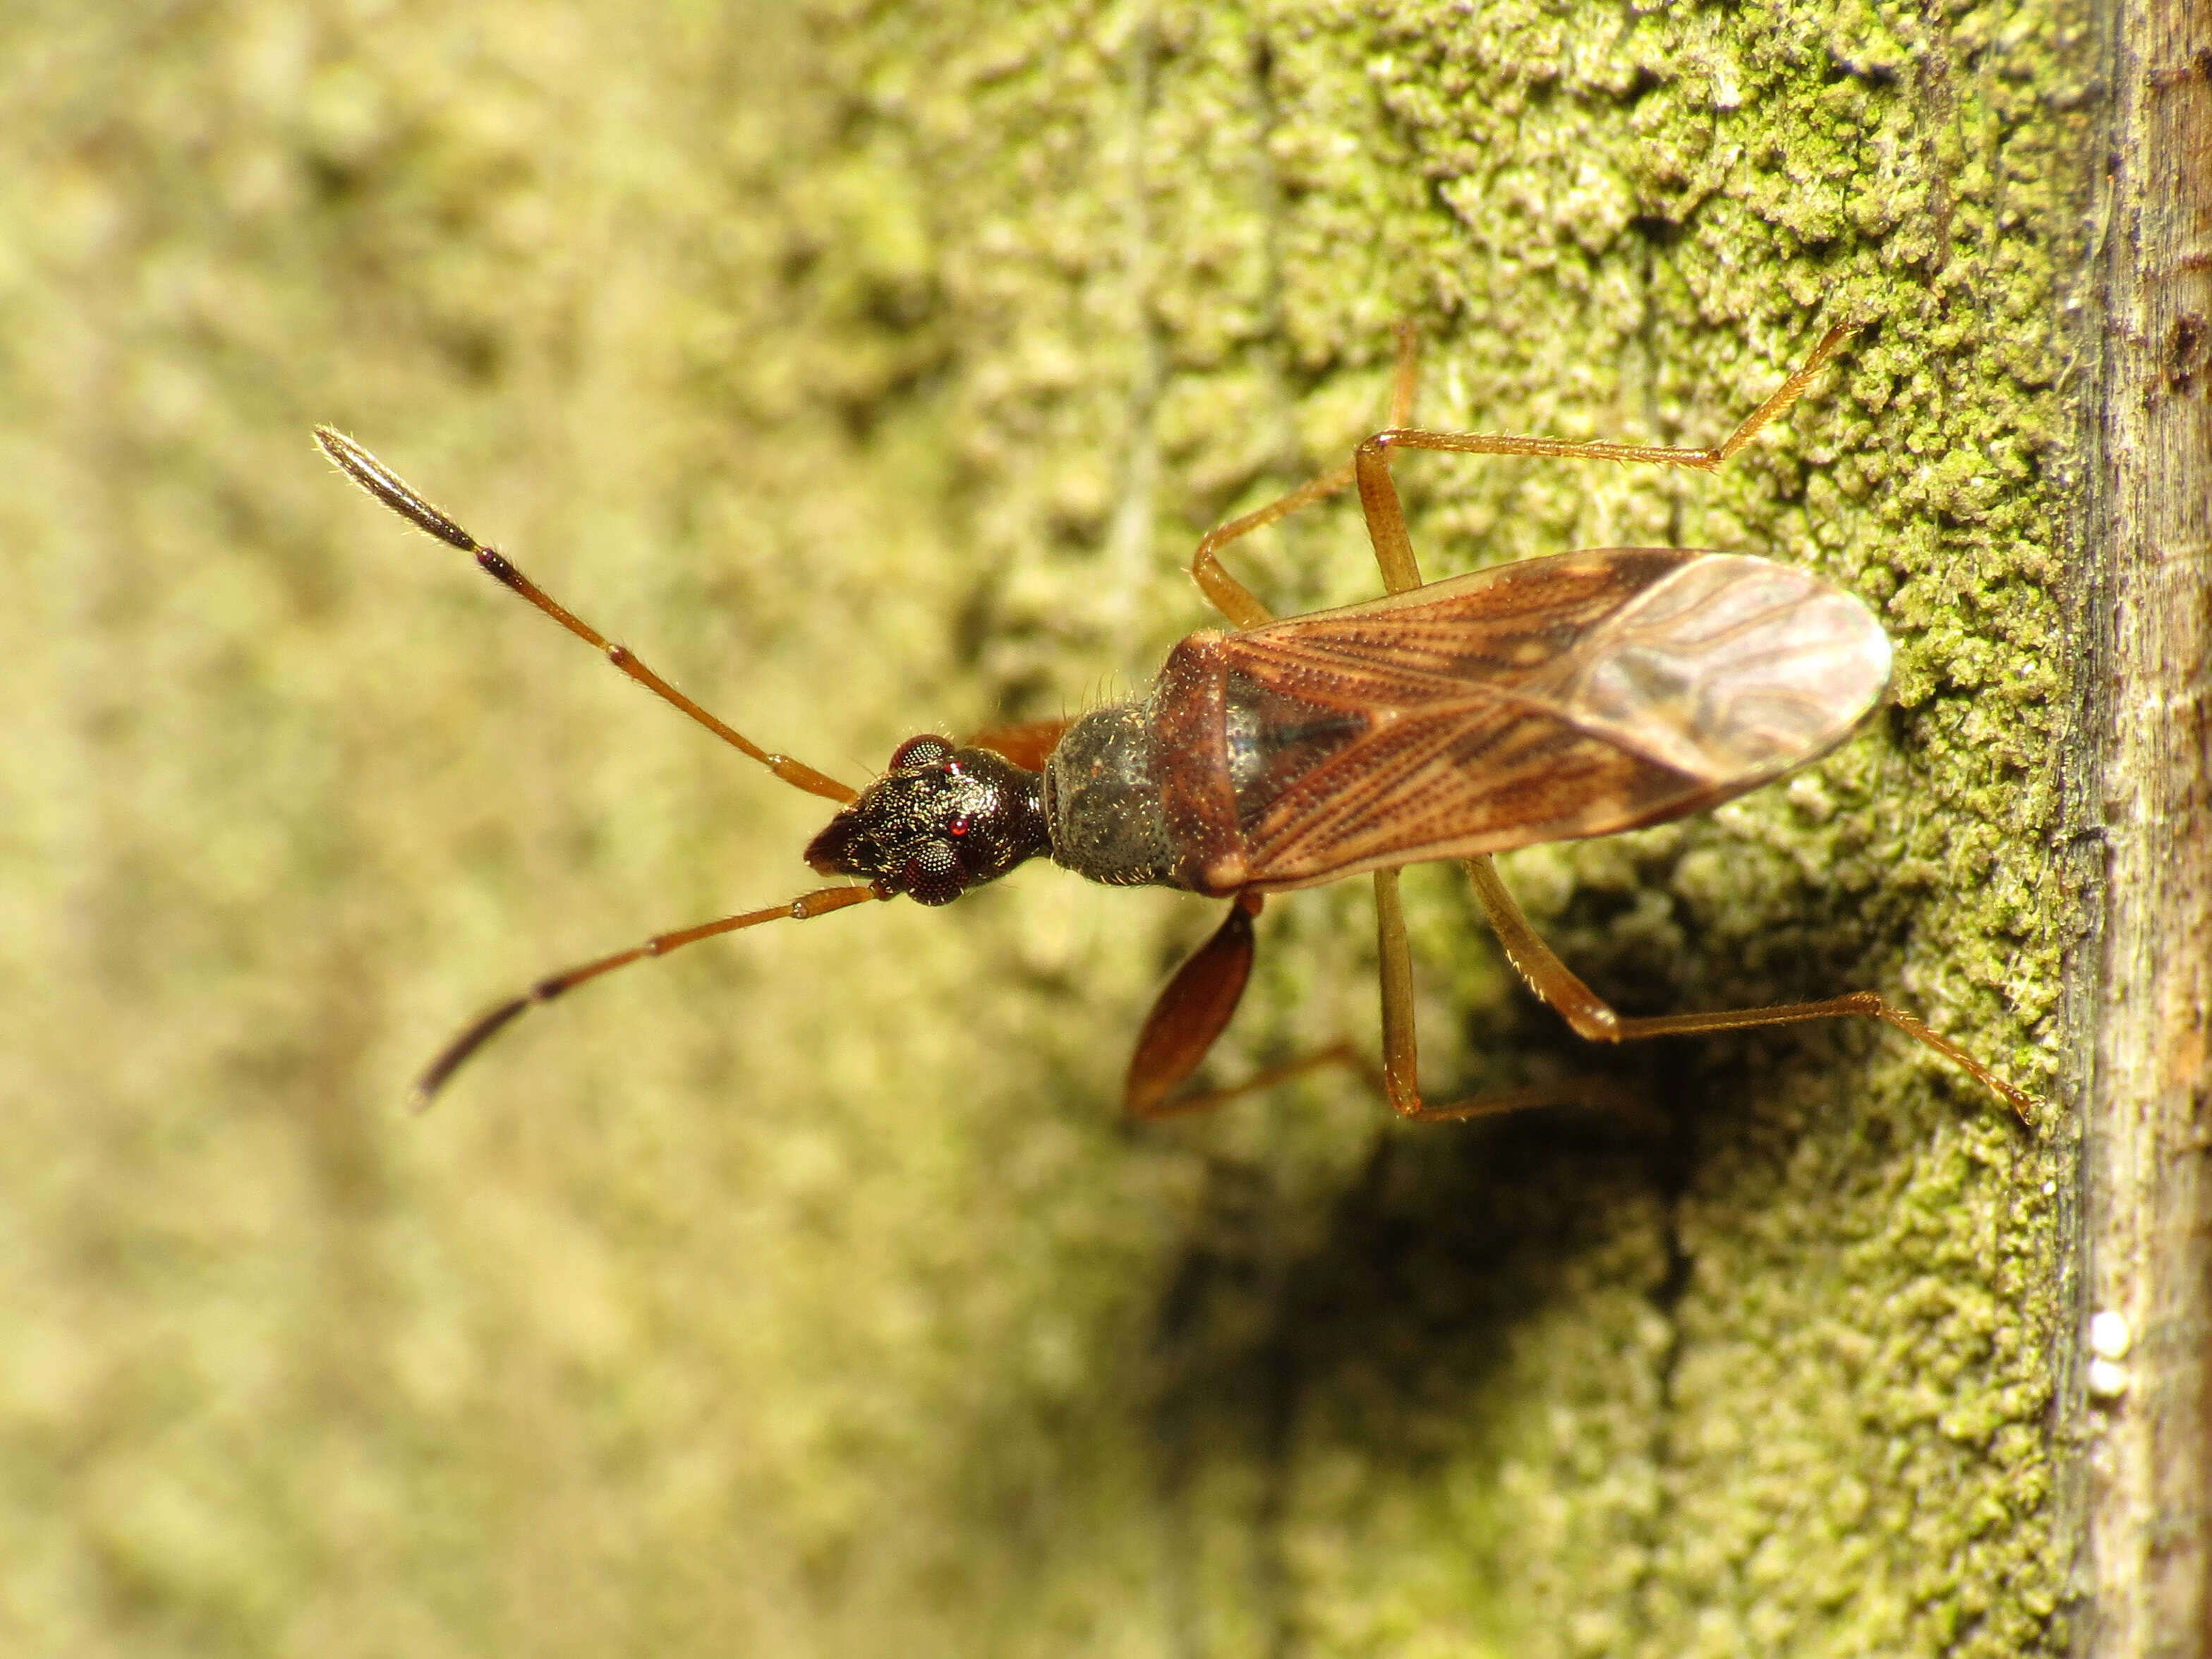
(1187, 326), (1425, 628)
(1372, 866), (1642, 1122)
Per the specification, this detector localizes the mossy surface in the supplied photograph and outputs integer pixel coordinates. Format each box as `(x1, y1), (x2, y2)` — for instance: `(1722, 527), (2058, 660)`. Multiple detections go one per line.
(0, 1), (2079, 1654)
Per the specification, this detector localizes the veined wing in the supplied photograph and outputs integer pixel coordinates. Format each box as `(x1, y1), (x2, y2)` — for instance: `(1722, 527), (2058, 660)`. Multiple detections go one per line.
(1221, 548), (1892, 891)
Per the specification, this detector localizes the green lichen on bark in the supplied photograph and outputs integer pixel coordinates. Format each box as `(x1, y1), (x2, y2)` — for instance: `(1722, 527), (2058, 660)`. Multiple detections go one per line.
(1, 0), (2079, 1655)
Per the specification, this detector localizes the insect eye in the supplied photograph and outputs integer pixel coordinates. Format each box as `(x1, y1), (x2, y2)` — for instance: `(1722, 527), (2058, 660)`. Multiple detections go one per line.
(890, 735), (954, 771)
(947, 814), (971, 838)
(900, 840), (965, 907)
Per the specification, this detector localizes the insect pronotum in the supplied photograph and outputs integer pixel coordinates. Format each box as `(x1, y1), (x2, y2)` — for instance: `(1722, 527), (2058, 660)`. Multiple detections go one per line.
(317, 321), (2038, 1124)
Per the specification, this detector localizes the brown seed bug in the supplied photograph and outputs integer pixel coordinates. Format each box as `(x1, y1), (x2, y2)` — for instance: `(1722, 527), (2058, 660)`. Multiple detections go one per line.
(315, 320), (2038, 1123)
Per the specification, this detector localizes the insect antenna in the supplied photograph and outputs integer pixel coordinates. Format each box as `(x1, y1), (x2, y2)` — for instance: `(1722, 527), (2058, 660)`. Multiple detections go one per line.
(409, 882), (886, 1111)
(313, 426), (858, 805)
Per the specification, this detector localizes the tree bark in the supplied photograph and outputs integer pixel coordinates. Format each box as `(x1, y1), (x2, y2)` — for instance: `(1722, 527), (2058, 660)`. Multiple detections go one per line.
(2072, 0), (2212, 1653)
(8, 0), (2196, 1654)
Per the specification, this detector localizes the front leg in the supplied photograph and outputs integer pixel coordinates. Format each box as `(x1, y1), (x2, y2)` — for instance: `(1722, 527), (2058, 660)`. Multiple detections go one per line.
(1123, 895), (1262, 1118)
(1123, 894), (1370, 1119)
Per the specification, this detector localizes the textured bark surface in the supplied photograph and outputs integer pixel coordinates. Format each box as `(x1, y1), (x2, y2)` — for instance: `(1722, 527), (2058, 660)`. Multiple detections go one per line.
(2071, 0), (2212, 1653)
(0, 1), (2108, 1655)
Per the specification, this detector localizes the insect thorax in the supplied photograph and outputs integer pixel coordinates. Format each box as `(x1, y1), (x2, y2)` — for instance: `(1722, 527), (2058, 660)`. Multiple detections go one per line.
(1042, 701), (1183, 888)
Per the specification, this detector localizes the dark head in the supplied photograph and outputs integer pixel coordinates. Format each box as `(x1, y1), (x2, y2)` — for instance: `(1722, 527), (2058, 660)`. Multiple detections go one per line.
(804, 735), (1050, 905)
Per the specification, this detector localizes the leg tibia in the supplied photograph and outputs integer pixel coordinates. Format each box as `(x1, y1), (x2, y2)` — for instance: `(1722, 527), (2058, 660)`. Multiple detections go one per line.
(1464, 857), (2038, 1124)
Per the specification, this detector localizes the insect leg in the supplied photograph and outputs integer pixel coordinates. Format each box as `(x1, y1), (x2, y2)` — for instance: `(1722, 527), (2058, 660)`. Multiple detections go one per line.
(1460, 855), (2041, 1125)
(1355, 322), (1859, 481)
(1344, 325), (1857, 605)
(1125, 895), (1263, 1117)
(1126, 875), (1616, 1123)
(1123, 894), (1370, 1118)
(315, 427), (858, 804)
(1185, 327), (1425, 629)
(1350, 408), (1446, 1107)
(1129, 1042), (1372, 1121)
(1372, 867), (1640, 1122)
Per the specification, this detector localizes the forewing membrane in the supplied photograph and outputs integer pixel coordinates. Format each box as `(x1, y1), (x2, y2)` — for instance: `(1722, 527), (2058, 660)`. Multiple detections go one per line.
(1223, 549), (1890, 890)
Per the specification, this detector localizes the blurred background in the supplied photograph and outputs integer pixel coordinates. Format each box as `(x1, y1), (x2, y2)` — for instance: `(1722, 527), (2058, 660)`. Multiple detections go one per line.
(0, 1), (2074, 1655)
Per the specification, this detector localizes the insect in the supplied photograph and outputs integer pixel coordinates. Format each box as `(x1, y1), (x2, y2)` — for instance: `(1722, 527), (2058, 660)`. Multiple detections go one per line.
(316, 321), (2036, 1123)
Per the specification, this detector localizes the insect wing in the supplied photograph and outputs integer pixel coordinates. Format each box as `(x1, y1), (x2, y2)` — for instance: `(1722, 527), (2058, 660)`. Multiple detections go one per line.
(1222, 548), (1891, 890)
(1544, 552), (1893, 777)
